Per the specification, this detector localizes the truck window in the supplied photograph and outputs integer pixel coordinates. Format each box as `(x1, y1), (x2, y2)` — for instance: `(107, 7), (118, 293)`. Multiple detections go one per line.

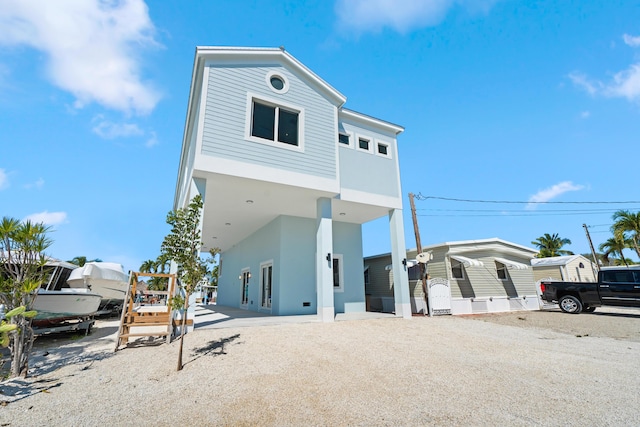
(602, 270), (634, 283)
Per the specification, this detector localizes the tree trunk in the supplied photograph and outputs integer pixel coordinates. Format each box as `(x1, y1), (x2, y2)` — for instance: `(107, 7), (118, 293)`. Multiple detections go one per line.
(176, 292), (190, 371)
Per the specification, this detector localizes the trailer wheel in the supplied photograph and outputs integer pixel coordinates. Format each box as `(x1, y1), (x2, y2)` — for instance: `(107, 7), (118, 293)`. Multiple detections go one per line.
(559, 295), (582, 314)
(583, 306), (596, 313)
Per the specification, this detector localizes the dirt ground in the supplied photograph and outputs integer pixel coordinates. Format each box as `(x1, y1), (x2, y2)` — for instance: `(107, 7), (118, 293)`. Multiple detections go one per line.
(465, 305), (640, 342)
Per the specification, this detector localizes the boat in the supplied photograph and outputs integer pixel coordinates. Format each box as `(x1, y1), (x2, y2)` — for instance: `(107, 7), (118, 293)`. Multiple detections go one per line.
(66, 262), (129, 307)
(31, 260), (102, 326)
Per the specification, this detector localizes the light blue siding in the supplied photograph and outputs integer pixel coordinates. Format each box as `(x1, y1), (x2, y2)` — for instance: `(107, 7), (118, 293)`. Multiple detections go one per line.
(217, 215), (365, 315)
(331, 221), (365, 312)
(338, 121), (400, 197)
(201, 64), (337, 180)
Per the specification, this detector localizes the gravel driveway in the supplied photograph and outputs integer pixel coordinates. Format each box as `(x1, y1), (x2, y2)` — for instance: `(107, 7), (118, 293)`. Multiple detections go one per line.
(1, 306), (639, 426)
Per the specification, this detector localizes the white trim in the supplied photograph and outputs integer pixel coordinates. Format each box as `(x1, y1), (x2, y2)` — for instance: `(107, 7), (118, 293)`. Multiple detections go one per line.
(259, 260), (274, 312)
(450, 255), (484, 268)
(240, 267), (251, 308)
(265, 70), (289, 94)
(355, 134), (373, 154)
(196, 46), (347, 106)
(332, 254), (344, 293)
(493, 257), (529, 270)
(495, 260), (508, 281)
(337, 188), (402, 209)
(375, 138), (392, 158)
(244, 92), (305, 153)
(449, 258), (466, 280)
(338, 131), (353, 148)
(339, 108), (404, 135)
(194, 156), (340, 194)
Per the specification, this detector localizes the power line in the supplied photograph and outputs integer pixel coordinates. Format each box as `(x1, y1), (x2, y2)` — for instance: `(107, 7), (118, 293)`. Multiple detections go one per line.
(415, 194), (640, 205)
(418, 208), (621, 213)
(418, 212), (616, 218)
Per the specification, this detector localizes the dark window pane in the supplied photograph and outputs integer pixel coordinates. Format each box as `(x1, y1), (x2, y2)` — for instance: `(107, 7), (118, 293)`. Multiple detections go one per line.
(378, 144), (388, 155)
(338, 134), (350, 145)
(270, 76), (284, 90)
(252, 102), (275, 140)
(452, 262), (463, 279)
(278, 108), (298, 145)
(359, 138), (369, 150)
(333, 258), (340, 287)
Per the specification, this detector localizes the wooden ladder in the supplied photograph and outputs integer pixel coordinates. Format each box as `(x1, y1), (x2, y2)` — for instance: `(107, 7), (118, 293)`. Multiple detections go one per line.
(115, 272), (177, 351)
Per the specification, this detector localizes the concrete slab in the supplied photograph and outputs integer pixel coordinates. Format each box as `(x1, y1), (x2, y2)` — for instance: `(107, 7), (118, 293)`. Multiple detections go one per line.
(194, 304), (396, 329)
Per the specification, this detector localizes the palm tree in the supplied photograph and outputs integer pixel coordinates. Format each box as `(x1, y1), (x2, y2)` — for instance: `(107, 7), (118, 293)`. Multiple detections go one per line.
(139, 256), (170, 291)
(599, 236), (631, 267)
(531, 233), (574, 258)
(611, 210), (640, 258)
(67, 256), (102, 267)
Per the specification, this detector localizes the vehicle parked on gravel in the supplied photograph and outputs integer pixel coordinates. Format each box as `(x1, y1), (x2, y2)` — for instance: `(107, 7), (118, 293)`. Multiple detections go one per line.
(540, 266), (640, 313)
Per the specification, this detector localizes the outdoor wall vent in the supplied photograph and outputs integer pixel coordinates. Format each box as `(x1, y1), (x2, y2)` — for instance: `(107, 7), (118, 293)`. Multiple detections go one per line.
(303, 302), (311, 307)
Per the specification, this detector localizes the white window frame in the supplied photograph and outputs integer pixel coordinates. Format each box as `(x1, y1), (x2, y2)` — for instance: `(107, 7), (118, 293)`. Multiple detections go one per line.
(259, 260), (274, 311)
(240, 267), (251, 307)
(244, 92), (305, 153)
(333, 254), (344, 293)
(375, 139), (392, 158)
(265, 71), (289, 94)
(450, 259), (465, 280)
(356, 134), (373, 154)
(338, 131), (353, 148)
(495, 261), (508, 281)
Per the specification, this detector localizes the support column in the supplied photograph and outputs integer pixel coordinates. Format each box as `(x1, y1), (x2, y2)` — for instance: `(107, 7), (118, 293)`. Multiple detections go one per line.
(316, 197), (335, 322)
(389, 208), (412, 319)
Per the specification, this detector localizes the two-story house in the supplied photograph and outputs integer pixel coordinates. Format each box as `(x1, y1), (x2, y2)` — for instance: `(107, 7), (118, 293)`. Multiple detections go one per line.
(174, 46), (411, 321)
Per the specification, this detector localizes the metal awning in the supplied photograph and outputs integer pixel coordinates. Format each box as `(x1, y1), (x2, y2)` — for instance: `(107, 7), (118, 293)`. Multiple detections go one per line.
(385, 259), (418, 270)
(449, 255), (484, 268)
(493, 257), (530, 270)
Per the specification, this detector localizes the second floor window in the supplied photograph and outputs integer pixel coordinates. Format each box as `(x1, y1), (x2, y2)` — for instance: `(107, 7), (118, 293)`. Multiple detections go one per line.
(251, 100), (299, 146)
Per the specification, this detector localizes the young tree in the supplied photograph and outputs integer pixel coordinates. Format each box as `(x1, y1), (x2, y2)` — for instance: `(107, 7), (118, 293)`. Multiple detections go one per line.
(611, 210), (640, 259)
(160, 195), (217, 370)
(0, 217), (52, 377)
(531, 233), (573, 258)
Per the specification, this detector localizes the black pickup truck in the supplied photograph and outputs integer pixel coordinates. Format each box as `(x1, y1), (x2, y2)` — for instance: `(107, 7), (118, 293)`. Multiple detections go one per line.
(540, 266), (640, 313)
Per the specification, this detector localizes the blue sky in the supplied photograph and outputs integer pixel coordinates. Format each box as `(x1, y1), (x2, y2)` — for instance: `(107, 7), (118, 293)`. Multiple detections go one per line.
(1, 0), (639, 271)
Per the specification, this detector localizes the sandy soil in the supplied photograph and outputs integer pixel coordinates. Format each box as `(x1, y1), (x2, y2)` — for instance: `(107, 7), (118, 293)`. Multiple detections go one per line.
(1, 306), (639, 426)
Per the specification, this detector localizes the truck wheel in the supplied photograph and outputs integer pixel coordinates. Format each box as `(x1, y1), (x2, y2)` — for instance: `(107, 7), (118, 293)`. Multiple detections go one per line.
(559, 295), (582, 314)
(583, 306), (596, 313)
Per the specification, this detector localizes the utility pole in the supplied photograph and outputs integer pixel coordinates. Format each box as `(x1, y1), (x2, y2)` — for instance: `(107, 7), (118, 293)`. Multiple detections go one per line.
(409, 193), (429, 315)
(583, 223), (600, 278)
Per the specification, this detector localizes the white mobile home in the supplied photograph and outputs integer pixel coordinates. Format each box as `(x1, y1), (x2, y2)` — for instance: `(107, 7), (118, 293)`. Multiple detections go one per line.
(365, 238), (540, 315)
(531, 255), (598, 283)
(174, 47), (412, 321)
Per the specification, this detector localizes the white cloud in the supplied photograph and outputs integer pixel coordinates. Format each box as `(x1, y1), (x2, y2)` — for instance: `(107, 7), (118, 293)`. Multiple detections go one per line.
(568, 72), (599, 95)
(145, 131), (158, 148)
(0, 168), (8, 190)
(623, 33), (640, 47)
(334, 0), (499, 34)
(579, 110), (590, 119)
(0, 0), (161, 115)
(92, 119), (144, 139)
(604, 64), (640, 101)
(24, 178), (44, 189)
(24, 211), (67, 225)
(569, 33), (640, 103)
(526, 181), (585, 210)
